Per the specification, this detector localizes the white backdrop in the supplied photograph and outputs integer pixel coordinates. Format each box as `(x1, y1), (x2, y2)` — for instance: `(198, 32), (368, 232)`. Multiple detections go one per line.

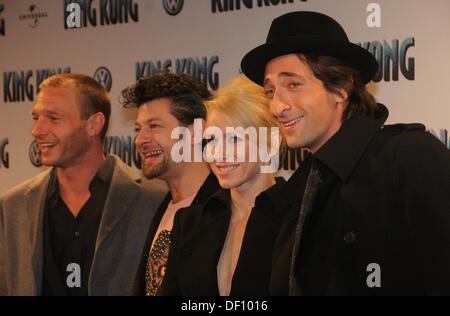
(1, 0), (449, 194)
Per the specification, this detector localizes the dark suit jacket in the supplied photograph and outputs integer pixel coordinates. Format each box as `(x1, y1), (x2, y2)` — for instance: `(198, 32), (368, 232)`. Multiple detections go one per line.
(160, 178), (288, 296)
(135, 172), (220, 295)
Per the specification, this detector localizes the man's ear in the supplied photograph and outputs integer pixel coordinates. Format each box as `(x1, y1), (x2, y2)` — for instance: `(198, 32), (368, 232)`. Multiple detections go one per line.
(87, 112), (106, 138)
(334, 87), (350, 106)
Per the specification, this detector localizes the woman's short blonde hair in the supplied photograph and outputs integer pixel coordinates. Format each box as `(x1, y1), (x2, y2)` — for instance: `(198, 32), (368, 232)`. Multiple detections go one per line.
(205, 75), (279, 130)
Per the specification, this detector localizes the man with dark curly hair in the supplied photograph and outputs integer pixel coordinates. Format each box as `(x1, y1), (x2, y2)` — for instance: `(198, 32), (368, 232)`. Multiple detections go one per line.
(121, 71), (220, 296)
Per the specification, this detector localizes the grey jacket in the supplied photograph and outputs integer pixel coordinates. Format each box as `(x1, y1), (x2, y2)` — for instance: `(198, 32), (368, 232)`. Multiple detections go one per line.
(0, 155), (167, 296)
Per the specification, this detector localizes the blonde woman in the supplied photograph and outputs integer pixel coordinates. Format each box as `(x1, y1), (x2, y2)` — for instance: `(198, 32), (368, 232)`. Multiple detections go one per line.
(160, 76), (288, 296)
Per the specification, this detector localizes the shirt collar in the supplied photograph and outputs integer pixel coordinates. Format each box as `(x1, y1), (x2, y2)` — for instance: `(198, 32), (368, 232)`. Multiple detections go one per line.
(46, 155), (115, 199)
(255, 177), (286, 206)
(205, 188), (230, 211)
(313, 103), (389, 183)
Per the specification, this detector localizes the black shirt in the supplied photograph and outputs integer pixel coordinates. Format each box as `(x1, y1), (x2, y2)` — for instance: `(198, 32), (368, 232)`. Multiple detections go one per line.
(42, 157), (114, 296)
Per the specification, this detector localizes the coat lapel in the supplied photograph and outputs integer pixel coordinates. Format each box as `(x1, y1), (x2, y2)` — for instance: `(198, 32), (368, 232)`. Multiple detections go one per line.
(183, 198), (230, 295)
(23, 169), (52, 295)
(94, 158), (141, 253)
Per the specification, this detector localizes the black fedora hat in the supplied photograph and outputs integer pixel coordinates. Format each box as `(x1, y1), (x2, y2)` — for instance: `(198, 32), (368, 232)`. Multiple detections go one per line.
(241, 11), (378, 85)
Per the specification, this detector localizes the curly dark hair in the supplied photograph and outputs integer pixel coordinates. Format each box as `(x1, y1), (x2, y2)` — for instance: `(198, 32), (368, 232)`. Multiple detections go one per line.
(120, 71), (211, 126)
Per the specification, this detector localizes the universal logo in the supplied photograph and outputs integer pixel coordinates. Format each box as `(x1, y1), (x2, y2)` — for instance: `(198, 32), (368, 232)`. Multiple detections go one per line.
(93, 67), (112, 92)
(163, 0), (184, 16)
(0, 3), (5, 36)
(29, 140), (42, 167)
(18, 4), (48, 28)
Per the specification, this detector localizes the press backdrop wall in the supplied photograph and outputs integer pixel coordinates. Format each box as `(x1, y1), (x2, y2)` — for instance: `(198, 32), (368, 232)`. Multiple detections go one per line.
(1, 0), (449, 194)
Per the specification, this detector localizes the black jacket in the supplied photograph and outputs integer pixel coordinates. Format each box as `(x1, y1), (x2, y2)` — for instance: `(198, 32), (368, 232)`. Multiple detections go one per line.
(160, 178), (288, 296)
(135, 172), (220, 295)
(271, 104), (450, 296)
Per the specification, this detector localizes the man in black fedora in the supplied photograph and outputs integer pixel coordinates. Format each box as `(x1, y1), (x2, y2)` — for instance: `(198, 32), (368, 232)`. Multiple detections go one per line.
(241, 11), (450, 295)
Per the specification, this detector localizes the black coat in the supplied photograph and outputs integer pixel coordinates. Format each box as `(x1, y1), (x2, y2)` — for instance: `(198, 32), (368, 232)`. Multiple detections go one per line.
(271, 104), (450, 296)
(135, 172), (220, 295)
(160, 178), (288, 296)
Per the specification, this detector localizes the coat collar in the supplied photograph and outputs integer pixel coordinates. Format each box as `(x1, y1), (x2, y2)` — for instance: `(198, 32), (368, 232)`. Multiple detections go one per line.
(93, 155), (142, 253)
(201, 177), (287, 218)
(147, 171), (220, 244)
(314, 104), (389, 183)
(192, 171), (221, 205)
(255, 177), (287, 215)
(159, 171), (220, 211)
(283, 104), (388, 211)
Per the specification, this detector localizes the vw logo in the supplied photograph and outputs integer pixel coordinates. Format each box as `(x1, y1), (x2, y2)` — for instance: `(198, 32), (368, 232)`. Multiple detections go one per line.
(93, 66), (112, 92)
(163, 0), (184, 16)
(29, 140), (42, 167)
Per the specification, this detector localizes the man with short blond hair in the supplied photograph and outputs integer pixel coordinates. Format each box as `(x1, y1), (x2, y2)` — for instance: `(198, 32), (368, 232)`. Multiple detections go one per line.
(0, 73), (166, 296)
